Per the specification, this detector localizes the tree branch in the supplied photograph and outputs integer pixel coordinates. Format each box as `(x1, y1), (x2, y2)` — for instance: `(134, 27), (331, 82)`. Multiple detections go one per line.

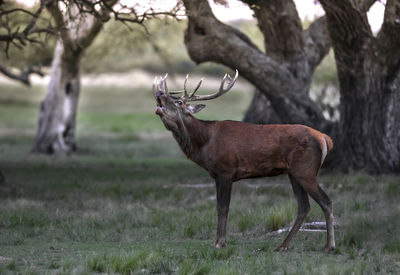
(241, 0), (304, 62)
(241, 1), (331, 90)
(303, 16), (331, 73)
(183, 0), (327, 127)
(318, 0), (373, 72)
(0, 0), (53, 56)
(75, 0), (183, 50)
(75, 0), (117, 50)
(45, 0), (74, 50)
(376, 0), (400, 80)
(0, 63), (44, 86)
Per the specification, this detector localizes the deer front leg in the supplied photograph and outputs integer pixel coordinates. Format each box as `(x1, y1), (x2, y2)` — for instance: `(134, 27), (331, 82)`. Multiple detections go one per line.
(214, 175), (233, 248)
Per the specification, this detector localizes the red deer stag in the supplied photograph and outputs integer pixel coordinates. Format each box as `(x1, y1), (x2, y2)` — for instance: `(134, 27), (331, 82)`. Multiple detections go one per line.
(154, 70), (335, 252)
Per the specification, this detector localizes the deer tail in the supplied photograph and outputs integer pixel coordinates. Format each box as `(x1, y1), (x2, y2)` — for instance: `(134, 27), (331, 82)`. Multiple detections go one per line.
(324, 134), (333, 152)
(320, 134), (333, 167)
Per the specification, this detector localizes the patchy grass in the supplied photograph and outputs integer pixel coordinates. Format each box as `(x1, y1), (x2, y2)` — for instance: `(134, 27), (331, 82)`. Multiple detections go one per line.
(0, 82), (400, 273)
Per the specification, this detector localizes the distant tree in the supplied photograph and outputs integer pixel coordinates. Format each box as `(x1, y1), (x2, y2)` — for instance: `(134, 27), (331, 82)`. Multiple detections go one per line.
(182, 0), (400, 173)
(25, 0), (180, 154)
(0, 1), (53, 84)
(1, 0), (181, 154)
(31, 0), (118, 153)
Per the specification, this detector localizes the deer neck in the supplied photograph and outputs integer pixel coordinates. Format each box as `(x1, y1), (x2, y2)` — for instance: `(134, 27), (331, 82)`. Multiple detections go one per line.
(172, 115), (211, 161)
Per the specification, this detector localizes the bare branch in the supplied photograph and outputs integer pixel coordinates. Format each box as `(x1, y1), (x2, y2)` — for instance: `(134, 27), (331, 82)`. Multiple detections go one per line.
(183, 0), (327, 127)
(0, 0), (53, 56)
(240, 0), (304, 62)
(375, 0), (400, 80)
(0, 7), (38, 17)
(0, 63), (44, 86)
(303, 16), (331, 72)
(318, 0), (373, 71)
(109, 1), (184, 25)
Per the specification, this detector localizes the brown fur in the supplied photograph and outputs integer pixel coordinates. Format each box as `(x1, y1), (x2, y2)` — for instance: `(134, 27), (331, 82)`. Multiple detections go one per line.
(155, 90), (335, 252)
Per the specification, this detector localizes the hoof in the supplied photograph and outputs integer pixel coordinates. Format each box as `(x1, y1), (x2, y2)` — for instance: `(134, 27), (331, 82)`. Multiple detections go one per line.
(323, 245), (335, 253)
(213, 240), (226, 249)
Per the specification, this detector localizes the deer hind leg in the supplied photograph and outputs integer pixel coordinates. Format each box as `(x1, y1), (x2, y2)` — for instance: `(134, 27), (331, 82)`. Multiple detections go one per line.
(299, 178), (335, 252)
(214, 175), (233, 248)
(275, 175), (310, 252)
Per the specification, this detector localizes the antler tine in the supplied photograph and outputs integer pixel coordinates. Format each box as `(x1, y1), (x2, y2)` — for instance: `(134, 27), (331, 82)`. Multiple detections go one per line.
(221, 69), (239, 93)
(219, 73), (228, 92)
(189, 77), (204, 98)
(186, 69), (239, 102)
(183, 74), (189, 98)
(153, 76), (158, 95)
(163, 73), (168, 94)
(169, 90), (185, 95)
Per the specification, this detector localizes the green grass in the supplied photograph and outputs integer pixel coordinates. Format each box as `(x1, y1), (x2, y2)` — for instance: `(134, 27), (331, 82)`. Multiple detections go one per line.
(0, 81), (400, 274)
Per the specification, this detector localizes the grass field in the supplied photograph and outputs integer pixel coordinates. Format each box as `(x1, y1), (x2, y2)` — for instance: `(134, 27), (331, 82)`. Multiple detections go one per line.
(0, 78), (400, 274)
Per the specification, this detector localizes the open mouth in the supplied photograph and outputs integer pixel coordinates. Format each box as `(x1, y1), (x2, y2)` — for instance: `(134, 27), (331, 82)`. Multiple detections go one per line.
(156, 96), (163, 108)
(155, 96), (164, 115)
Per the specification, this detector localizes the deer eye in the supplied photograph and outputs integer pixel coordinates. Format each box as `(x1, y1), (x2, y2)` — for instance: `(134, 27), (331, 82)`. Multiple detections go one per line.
(176, 100), (183, 106)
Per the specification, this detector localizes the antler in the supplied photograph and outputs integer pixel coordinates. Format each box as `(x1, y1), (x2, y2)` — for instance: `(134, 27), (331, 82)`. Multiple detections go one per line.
(182, 69), (239, 102)
(153, 76), (158, 95)
(153, 70), (239, 100)
(158, 73), (168, 94)
(154, 74), (184, 96)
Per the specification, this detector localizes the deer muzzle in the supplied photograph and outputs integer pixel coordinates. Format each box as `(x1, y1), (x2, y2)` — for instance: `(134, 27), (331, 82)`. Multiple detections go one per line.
(155, 94), (164, 116)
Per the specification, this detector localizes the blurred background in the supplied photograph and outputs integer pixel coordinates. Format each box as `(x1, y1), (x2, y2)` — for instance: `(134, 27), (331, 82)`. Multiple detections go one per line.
(1, 0), (399, 274)
(0, 0), (341, 158)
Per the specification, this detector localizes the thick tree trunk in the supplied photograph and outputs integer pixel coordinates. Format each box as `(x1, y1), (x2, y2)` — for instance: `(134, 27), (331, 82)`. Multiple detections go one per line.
(336, 65), (400, 172)
(32, 41), (81, 154)
(243, 90), (281, 124)
(319, 0), (400, 172)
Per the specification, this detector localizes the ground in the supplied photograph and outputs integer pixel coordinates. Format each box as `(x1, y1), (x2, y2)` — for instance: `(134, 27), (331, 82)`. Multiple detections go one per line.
(0, 75), (399, 274)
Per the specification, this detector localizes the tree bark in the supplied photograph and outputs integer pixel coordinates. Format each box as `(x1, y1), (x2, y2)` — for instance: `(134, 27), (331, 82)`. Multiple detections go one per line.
(319, 0), (400, 172)
(32, 41), (81, 153)
(183, 0), (329, 129)
(242, 1), (331, 125)
(243, 90), (281, 124)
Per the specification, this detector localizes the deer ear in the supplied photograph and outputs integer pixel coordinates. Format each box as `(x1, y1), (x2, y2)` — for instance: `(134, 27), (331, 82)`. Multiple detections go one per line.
(187, 104), (206, 113)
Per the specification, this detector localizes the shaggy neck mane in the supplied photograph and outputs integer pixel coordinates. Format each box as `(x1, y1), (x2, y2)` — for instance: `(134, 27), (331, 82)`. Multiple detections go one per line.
(171, 115), (212, 161)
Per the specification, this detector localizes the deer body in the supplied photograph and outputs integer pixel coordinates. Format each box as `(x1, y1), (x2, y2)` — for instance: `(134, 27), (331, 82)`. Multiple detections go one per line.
(154, 71), (335, 252)
(171, 118), (331, 181)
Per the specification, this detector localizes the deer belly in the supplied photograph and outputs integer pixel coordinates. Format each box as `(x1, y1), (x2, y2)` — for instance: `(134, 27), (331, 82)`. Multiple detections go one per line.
(234, 157), (288, 180)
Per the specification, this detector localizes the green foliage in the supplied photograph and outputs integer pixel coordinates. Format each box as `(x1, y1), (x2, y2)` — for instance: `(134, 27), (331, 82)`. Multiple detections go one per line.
(265, 204), (295, 231)
(180, 260), (212, 275)
(385, 177), (400, 198)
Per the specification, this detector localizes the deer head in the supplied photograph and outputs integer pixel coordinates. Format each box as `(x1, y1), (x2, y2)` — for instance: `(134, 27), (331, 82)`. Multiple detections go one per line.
(154, 70), (238, 131)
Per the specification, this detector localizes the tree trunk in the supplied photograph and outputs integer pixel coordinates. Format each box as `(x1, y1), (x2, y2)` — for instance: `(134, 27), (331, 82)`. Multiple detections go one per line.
(31, 1), (112, 154)
(335, 58), (400, 172)
(183, 0), (330, 130)
(183, 0), (400, 172)
(318, 0), (400, 172)
(240, 1), (330, 125)
(32, 41), (81, 154)
(243, 90), (281, 124)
